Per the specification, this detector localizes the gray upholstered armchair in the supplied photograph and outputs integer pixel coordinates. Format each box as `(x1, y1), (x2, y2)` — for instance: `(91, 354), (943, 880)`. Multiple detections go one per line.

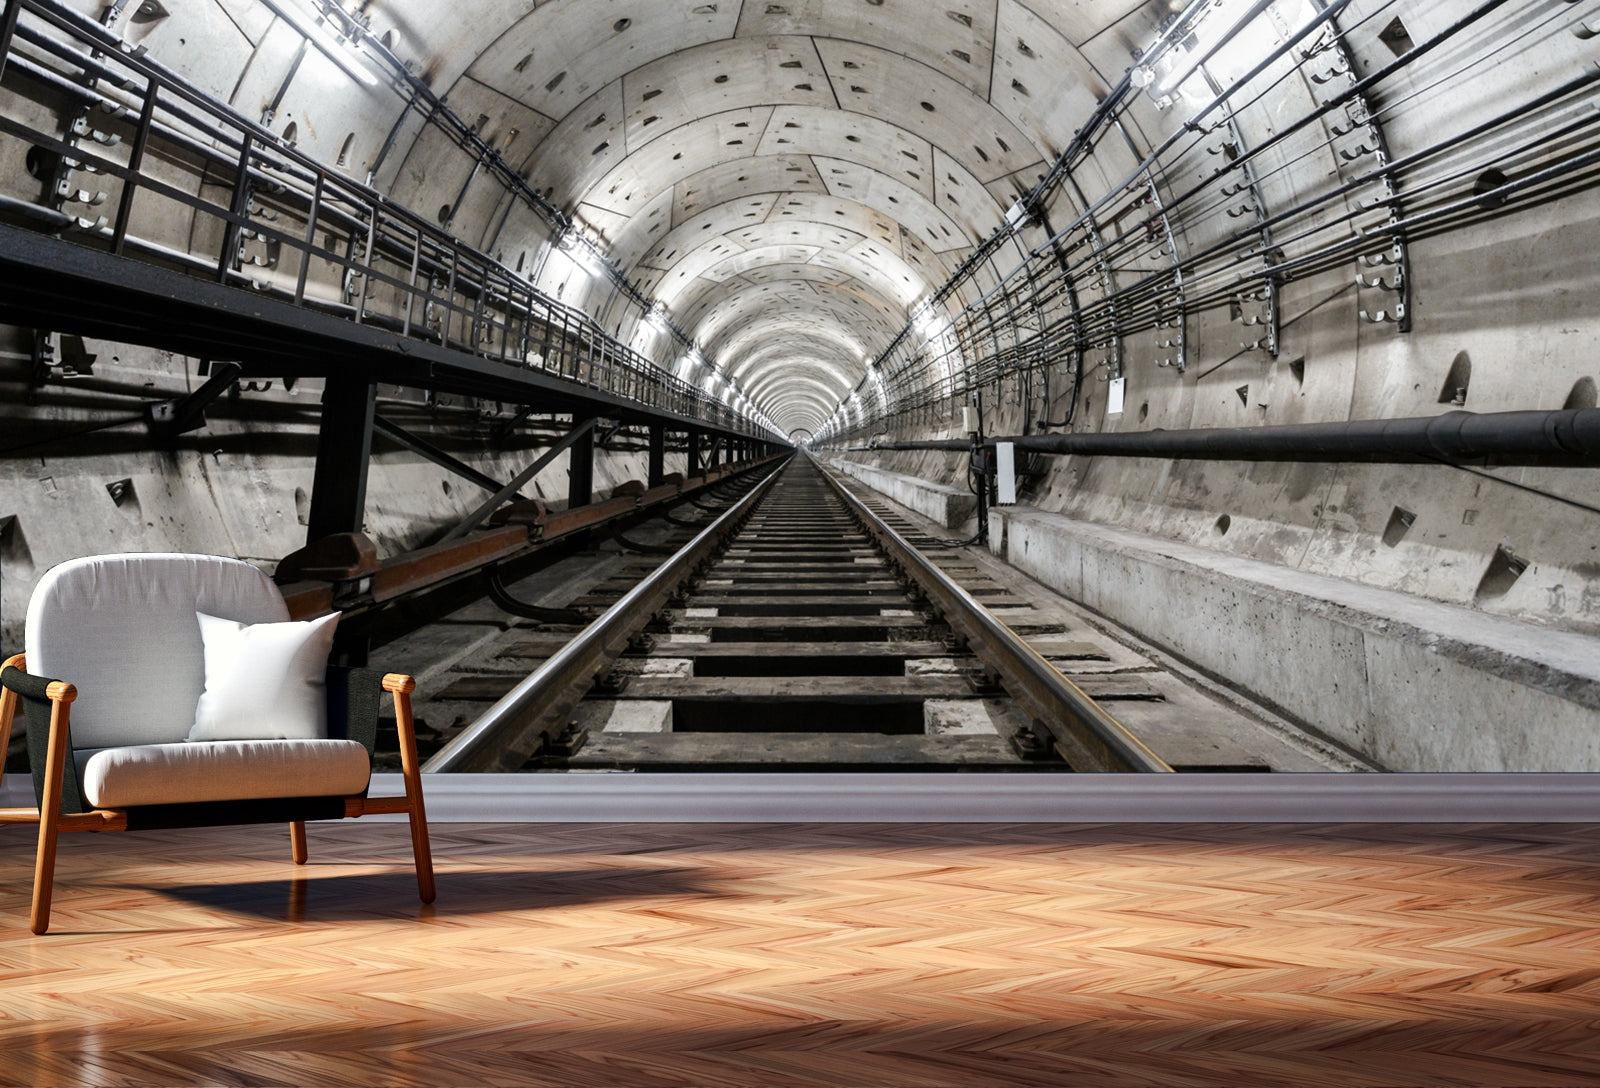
(1, 553), (435, 934)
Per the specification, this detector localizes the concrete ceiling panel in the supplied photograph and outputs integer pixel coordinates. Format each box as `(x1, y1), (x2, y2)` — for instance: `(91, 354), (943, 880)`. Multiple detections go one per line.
(430, 76), (557, 166)
(460, 1), (738, 121)
(653, 236), (755, 298)
(391, 76), (558, 247)
(729, 343), (873, 394)
(737, 265), (855, 287)
(811, 39), (1043, 183)
(621, 37), (835, 151)
(988, 1), (1115, 161)
(707, 281), (900, 339)
(93, 0), (258, 104)
(209, 0), (276, 46)
(669, 156), (829, 226)
(576, 106), (777, 215)
(766, 192), (903, 251)
(570, 201), (635, 249)
(601, 187), (676, 267)
(983, 162), (1050, 216)
(754, 107), (934, 198)
(810, 156), (974, 251)
(728, 220), (864, 255)
(688, 278), (900, 347)
(682, 275), (901, 351)
(735, 0), (999, 96)
(638, 196), (782, 270)
(365, 0), (540, 100)
(930, 147), (1012, 237)
(837, 237), (927, 306)
(677, 237), (924, 318)
(1008, 0), (1153, 48)
(522, 80), (629, 211)
(701, 244), (825, 283)
(899, 228), (963, 289)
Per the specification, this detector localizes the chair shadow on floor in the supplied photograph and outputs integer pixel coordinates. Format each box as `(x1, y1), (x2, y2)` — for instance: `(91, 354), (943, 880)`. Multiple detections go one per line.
(145, 865), (724, 922)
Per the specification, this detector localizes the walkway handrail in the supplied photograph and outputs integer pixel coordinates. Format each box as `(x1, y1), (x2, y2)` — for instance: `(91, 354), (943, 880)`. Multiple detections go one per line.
(0, 0), (773, 439)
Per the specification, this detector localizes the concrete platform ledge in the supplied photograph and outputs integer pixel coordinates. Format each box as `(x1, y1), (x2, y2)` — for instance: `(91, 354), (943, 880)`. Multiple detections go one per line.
(991, 506), (1600, 772)
(829, 457), (975, 530)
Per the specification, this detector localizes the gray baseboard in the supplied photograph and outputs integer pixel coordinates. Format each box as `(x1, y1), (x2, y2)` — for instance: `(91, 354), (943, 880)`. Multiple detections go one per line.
(7, 772), (1598, 824)
(370, 773), (1600, 822)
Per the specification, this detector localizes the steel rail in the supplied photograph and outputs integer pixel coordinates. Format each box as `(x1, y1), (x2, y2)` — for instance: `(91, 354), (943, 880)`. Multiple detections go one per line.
(424, 461), (789, 773)
(814, 460), (1171, 774)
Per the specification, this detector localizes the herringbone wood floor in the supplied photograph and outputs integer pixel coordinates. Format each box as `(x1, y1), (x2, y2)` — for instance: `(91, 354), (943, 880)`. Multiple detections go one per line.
(3, 821), (1599, 1086)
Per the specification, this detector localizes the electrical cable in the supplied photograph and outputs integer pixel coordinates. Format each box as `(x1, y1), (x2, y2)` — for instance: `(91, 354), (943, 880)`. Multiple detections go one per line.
(0, 412), (145, 456)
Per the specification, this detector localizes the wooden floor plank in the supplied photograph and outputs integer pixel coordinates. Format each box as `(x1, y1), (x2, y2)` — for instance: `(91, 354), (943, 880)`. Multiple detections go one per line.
(5, 822), (1600, 1086)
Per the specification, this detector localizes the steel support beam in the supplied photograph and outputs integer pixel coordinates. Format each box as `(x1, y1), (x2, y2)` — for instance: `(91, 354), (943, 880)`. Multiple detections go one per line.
(373, 414), (519, 499)
(442, 416), (599, 542)
(0, 0), (21, 89)
(306, 374), (377, 542)
(568, 415), (595, 509)
(687, 428), (703, 476)
(647, 424), (665, 486)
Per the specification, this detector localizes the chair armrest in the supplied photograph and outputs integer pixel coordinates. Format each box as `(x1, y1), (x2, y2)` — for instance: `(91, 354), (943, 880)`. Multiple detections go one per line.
(382, 673), (416, 694)
(2, 664), (87, 815)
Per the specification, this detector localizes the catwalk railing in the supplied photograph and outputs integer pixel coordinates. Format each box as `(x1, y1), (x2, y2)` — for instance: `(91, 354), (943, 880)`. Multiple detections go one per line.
(0, 0), (772, 439)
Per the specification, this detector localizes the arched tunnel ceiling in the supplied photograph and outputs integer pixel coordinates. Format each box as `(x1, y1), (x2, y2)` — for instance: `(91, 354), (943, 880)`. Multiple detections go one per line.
(386, 0), (1152, 433)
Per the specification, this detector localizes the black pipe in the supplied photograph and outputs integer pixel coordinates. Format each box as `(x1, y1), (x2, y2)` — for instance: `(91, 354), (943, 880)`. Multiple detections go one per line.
(863, 409), (1600, 467)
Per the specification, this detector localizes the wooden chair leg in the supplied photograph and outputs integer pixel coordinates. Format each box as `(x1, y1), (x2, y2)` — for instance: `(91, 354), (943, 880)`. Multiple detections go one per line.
(30, 681), (76, 936)
(30, 817), (61, 936)
(290, 821), (308, 865)
(385, 675), (436, 904)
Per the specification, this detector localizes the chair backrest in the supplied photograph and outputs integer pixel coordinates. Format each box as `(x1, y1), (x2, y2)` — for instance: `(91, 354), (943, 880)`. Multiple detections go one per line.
(26, 554), (289, 749)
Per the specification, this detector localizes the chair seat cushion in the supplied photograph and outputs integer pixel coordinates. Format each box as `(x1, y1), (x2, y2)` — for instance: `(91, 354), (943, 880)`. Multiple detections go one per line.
(76, 740), (371, 809)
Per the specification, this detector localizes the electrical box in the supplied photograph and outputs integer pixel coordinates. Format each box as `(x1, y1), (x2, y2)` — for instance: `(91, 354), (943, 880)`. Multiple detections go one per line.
(962, 405), (981, 434)
(996, 442), (1017, 505)
(1107, 376), (1126, 416)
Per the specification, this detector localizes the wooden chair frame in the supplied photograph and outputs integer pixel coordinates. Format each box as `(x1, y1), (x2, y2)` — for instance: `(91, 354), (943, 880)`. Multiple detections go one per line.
(0, 652), (435, 934)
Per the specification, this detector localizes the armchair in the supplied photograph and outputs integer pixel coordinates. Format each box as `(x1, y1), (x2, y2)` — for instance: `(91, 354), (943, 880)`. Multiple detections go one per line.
(0, 553), (435, 934)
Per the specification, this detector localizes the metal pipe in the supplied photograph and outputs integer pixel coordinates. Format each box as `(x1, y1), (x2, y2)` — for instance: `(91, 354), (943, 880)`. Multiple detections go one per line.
(863, 409), (1600, 466)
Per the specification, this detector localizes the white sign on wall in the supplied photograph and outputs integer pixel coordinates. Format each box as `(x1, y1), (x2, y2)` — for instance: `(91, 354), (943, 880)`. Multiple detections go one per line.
(996, 442), (1017, 505)
(1107, 376), (1126, 415)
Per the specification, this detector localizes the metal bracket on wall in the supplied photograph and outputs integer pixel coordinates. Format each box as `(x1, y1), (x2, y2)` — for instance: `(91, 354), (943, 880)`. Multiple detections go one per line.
(28, 329), (52, 386)
(144, 361), (242, 439)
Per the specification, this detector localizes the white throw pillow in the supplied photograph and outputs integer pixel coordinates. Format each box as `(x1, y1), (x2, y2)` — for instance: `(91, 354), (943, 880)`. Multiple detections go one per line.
(187, 611), (340, 742)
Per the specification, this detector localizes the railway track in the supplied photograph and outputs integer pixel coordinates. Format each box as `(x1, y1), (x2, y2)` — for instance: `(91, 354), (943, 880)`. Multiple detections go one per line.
(402, 456), (1363, 775)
